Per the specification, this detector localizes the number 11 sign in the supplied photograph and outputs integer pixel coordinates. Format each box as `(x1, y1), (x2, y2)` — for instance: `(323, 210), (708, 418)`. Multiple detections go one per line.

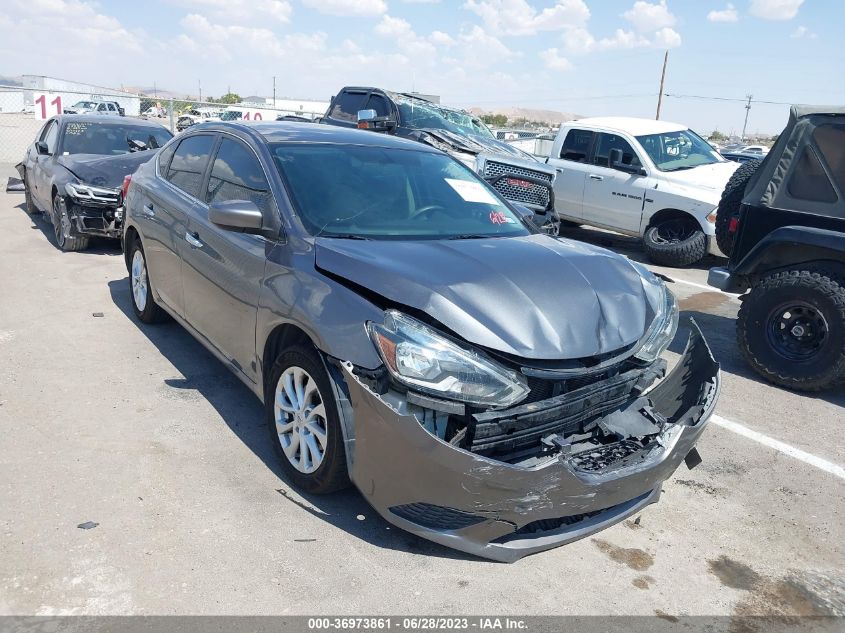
(33, 93), (63, 120)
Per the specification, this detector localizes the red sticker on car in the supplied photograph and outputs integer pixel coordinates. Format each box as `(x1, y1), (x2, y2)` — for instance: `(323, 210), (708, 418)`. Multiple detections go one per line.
(489, 211), (511, 224)
(506, 177), (532, 189)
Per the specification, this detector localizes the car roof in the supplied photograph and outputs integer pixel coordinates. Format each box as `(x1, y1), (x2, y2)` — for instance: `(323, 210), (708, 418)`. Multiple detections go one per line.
(54, 114), (168, 128)
(199, 120), (439, 152)
(567, 117), (688, 136)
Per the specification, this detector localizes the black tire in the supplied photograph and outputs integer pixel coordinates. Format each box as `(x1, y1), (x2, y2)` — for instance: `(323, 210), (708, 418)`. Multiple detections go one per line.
(715, 159), (761, 257)
(127, 237), (169, 324)
(266, 345), (350, 494)
(642, 217), (707, 267)
(23, 171), (37, 215)
(52, 195), (89, 252)
(737, 269), (845, 391)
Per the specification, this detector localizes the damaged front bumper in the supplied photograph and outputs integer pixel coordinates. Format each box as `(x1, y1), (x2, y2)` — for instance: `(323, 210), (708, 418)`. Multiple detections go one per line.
(340, 323), (720, 563)
(63, 195), (124, 239)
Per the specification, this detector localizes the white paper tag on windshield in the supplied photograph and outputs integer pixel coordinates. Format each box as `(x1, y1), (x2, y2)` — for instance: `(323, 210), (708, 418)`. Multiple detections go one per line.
(445, 178), (498, 204)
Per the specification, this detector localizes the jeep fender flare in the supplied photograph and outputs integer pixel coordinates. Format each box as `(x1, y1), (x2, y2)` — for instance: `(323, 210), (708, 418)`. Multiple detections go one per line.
(733, 226), (845, 280)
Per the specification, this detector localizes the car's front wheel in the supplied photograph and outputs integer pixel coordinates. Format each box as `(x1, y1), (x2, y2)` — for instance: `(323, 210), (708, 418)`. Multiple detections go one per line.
(128, 238), (168, 323)
(737, 269), (845, 391)
(52, 194), (89, 252)
(642, 217), (707, 267)
(266, 345), (349, 494)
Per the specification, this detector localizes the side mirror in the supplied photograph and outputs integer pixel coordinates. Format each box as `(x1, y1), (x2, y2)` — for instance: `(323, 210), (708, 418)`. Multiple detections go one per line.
(35, 141), (50, 155)
(356, 109), (396, 132)
(208, 200), (263, 233)
(609, 148), (646, 176)
(357, 109), (377, 123)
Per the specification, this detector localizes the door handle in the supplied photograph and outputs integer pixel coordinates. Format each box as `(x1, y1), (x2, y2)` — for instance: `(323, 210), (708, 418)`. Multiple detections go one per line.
(185, 231), (203, 249)
(589, 174), (603, 181)
(141, 204), (155, 218)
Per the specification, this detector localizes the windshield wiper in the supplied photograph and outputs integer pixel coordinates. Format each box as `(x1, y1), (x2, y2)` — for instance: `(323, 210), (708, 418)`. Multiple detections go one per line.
(319, 233), (371, 240)
(446, 234), (495, 240)
(664, 165), (698, 172)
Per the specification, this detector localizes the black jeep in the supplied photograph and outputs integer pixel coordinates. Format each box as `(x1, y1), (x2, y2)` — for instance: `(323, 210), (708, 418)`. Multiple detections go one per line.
(708, 106), (845, 391)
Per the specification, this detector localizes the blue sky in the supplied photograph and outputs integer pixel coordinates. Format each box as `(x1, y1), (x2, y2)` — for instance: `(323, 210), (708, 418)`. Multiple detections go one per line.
(1, 0), (841, 134)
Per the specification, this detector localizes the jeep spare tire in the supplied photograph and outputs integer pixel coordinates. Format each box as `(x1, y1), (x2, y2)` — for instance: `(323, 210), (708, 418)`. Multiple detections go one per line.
(715, 159), (761, 258)
(643, 217), (707, 267)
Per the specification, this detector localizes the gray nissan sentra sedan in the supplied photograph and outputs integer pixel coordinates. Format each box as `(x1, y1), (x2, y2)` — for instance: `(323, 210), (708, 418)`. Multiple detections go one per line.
(122, 121), (720, 562)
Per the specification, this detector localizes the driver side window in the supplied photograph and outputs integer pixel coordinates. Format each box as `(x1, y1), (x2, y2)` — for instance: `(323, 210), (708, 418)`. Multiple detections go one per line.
(41, 121), (59, 154)
(592, 133), (641, 169)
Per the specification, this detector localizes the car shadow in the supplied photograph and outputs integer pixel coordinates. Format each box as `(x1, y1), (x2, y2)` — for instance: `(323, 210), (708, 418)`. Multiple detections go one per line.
(557, 224), (725, 272)
(16, 201), (123, 256)
(672, 310), (845, 406)
(106, 277), (477, 562)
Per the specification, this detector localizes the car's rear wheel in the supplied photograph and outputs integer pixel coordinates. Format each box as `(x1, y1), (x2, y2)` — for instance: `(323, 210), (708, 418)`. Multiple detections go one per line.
(737, 269), (845, 391)
(642, 217), (707, 267)
(52, 194), (89, 252)
(128, 238), (168, 323)
(715, 159), (761, 257)
(266, 346), (349, 494)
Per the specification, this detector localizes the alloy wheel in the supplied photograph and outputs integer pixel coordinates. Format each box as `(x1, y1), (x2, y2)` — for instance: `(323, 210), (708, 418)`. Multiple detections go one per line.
(274, 366), (328, 474)
(652, 218), (697, 244)
(131, 250), (149, 312)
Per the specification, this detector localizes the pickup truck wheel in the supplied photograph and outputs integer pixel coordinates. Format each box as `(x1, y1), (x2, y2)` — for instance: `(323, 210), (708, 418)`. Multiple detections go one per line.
(737, 269), (845, 391)
(52, 195), (89, 252)
(128, 238), (168, 323)
(266, 346), (350, 494)
(715, 160), (761, 257)
(642, 218), (707, 267)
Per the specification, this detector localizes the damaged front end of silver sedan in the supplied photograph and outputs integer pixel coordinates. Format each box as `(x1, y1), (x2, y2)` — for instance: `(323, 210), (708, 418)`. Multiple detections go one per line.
(325, 316), (719, 563)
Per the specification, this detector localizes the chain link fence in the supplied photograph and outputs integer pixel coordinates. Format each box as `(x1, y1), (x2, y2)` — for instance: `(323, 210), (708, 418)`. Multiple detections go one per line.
(0, 85), (325, 166)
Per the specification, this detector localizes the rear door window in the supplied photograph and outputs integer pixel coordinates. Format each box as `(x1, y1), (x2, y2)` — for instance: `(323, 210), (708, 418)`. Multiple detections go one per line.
(559, 129), (594, 162)
(366, 93), (391, 118)
(206, 137), (273, 216)
(592, 133), (641, 169)
(328, 91), (367, 122)
(166, 134), (216, 199)
(157, 143), (177, 177)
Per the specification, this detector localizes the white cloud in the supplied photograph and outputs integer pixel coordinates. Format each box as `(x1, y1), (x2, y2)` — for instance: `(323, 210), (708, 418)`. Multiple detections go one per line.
(790, 25), (816, 38)
(430, 30), (455, 46)
(652, 26), (681, 47)
(375, 15), (440, 58)
(749, 0), (804, 21)
(463, 0), (590, 36)
(458, 25), (516, 67)
(622, 0), (676, 33)
(171, 0), (292, 23)
(563, 24), (679, 54)
(539, 48), (573, 71)
(707, 3), (738, 23)
(301, 0), (386, 17)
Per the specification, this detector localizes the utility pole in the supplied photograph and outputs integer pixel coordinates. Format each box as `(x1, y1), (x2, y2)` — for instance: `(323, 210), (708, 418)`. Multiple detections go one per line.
(741, 94), (753, 141)
(655, 50), (668, 120)
(153, 81), (157, 98)
(198, 79), (202, 103)
(273, 76), (276, 106)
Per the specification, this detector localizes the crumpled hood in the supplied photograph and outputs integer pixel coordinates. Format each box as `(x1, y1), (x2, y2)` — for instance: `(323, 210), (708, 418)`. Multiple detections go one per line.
(57, 151), (158, 189)
(315, 234), (659, 360)
(411, 128), (537, 161)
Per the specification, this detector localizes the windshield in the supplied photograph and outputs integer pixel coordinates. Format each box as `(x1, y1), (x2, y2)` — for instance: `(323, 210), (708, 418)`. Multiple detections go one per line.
(61, 122), (173, 155)
(72, 101), (98, 109)
(396, 97), (493, 138)
(636, 129), (724, 171)
(271, 144), (529, 240)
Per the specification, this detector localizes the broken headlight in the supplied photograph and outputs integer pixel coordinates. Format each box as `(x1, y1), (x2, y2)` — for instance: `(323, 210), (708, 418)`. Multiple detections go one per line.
(633, 282), (679, 363)
(65, 182), (119, 202)
(367, 310), (529, 408)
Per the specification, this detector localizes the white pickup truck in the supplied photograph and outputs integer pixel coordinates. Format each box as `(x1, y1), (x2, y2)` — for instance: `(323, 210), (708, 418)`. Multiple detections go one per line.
(547, 117), (740, 266)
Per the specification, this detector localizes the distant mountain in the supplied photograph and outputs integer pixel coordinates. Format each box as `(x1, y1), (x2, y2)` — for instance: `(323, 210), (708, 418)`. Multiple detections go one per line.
(122, 86), (194, 100)
(468, 106), (581, 126)
(0, 75), (22, 87)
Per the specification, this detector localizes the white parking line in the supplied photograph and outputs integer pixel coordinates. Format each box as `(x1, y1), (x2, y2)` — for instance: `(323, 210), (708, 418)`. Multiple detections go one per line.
(711, 414), (845, 481)
(658, 275), (740, 297)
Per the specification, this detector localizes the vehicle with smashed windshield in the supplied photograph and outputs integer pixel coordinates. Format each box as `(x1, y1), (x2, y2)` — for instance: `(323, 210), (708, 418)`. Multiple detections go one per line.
(548, 117), (739, 267)
(322, 87), (558, 233)
(17, 115), (173, 251)
(122, 121), (720, 562)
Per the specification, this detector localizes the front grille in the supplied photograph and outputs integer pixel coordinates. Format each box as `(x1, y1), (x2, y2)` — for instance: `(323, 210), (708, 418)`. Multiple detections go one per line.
(389, 503), (486, 531)
(483, 160), (552, 209)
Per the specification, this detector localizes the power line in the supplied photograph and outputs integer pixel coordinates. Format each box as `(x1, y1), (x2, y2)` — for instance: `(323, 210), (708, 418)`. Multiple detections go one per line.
(664, 93), (810, 106)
